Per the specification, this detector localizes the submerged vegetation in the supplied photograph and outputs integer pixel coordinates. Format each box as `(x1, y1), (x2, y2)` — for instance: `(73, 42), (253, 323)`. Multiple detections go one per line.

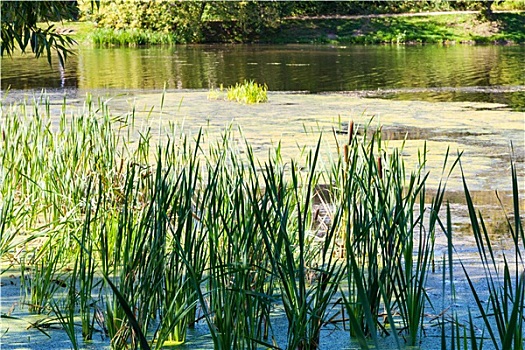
(0, 95), (523, 349)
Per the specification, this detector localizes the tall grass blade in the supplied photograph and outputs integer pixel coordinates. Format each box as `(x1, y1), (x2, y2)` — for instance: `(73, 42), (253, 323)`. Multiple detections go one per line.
(103, 275), (151, 350)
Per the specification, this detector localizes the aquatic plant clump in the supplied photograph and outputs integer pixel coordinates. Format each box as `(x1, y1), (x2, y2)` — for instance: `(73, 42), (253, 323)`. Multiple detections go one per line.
(208, 80), (269, 104)
(0, 95), (523, 350)
(90, 27), (178, 47)
(227, 80), (269, 104)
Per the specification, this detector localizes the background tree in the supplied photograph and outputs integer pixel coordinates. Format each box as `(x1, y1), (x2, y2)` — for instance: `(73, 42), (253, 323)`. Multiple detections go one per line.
(1, 1), (81, 66)
(205, 1), (283, 42)
(481, 0), (497, 19)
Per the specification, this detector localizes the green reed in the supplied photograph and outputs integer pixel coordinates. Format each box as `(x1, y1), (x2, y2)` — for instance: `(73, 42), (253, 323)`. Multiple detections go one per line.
(206, 80), (270, 104)
(227, 80), (268, 104)
(51, 261), (80, 350)
(155, 135), (204, 346)
(0, 194), (24, 268)
(435, 151), (524, 350)
(91, 28), (178, 47)
(208, 80), (269, 104)
(334, 123), (436, 346)
(96, 130), (207, 349)
(254, 137), (347, 350)
(174, 130), (275, 349)
(458, 157), (524, 350)
(74, 179), (101, 341)
(2, 94), (523, 350)
(102, 160), (167, 348)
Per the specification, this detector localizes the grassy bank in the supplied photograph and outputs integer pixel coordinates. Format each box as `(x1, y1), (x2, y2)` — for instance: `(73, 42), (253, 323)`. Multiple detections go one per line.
(271, 12), (525, 44)
(1, 94), (523, 349)
(61, 11), (525, 46)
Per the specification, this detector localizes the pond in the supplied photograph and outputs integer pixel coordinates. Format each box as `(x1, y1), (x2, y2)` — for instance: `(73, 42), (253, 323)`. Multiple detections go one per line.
(1, 44), (524, 110)
(1, 44), (524, 350)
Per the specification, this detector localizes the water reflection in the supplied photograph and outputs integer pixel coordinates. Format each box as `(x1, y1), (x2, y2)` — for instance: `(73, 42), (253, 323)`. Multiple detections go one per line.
(1, 44), (524, 109)
(1, 51), (79, 90)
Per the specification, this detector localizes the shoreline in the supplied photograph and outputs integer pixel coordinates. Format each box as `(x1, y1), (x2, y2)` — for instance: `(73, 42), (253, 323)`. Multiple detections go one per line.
(63, 11), (525, 46)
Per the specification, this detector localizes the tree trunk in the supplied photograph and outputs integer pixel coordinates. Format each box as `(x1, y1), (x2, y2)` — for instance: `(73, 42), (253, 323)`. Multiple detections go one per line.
(481, 0), (495, 20)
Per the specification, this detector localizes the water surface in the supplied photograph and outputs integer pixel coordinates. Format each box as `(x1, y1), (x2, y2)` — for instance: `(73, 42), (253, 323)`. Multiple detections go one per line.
(2, 44), (524, 110)
(1, 45), (524, 350)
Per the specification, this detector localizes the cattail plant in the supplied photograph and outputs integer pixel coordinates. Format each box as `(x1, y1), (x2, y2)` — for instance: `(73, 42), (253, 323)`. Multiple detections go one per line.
(458, 158), (524, 350)
(2, 93), (522, 350)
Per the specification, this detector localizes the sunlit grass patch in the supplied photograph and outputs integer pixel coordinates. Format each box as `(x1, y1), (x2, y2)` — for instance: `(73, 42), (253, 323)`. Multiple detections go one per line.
(275, 13), (525, 44)
(90, 27), (177, 47)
